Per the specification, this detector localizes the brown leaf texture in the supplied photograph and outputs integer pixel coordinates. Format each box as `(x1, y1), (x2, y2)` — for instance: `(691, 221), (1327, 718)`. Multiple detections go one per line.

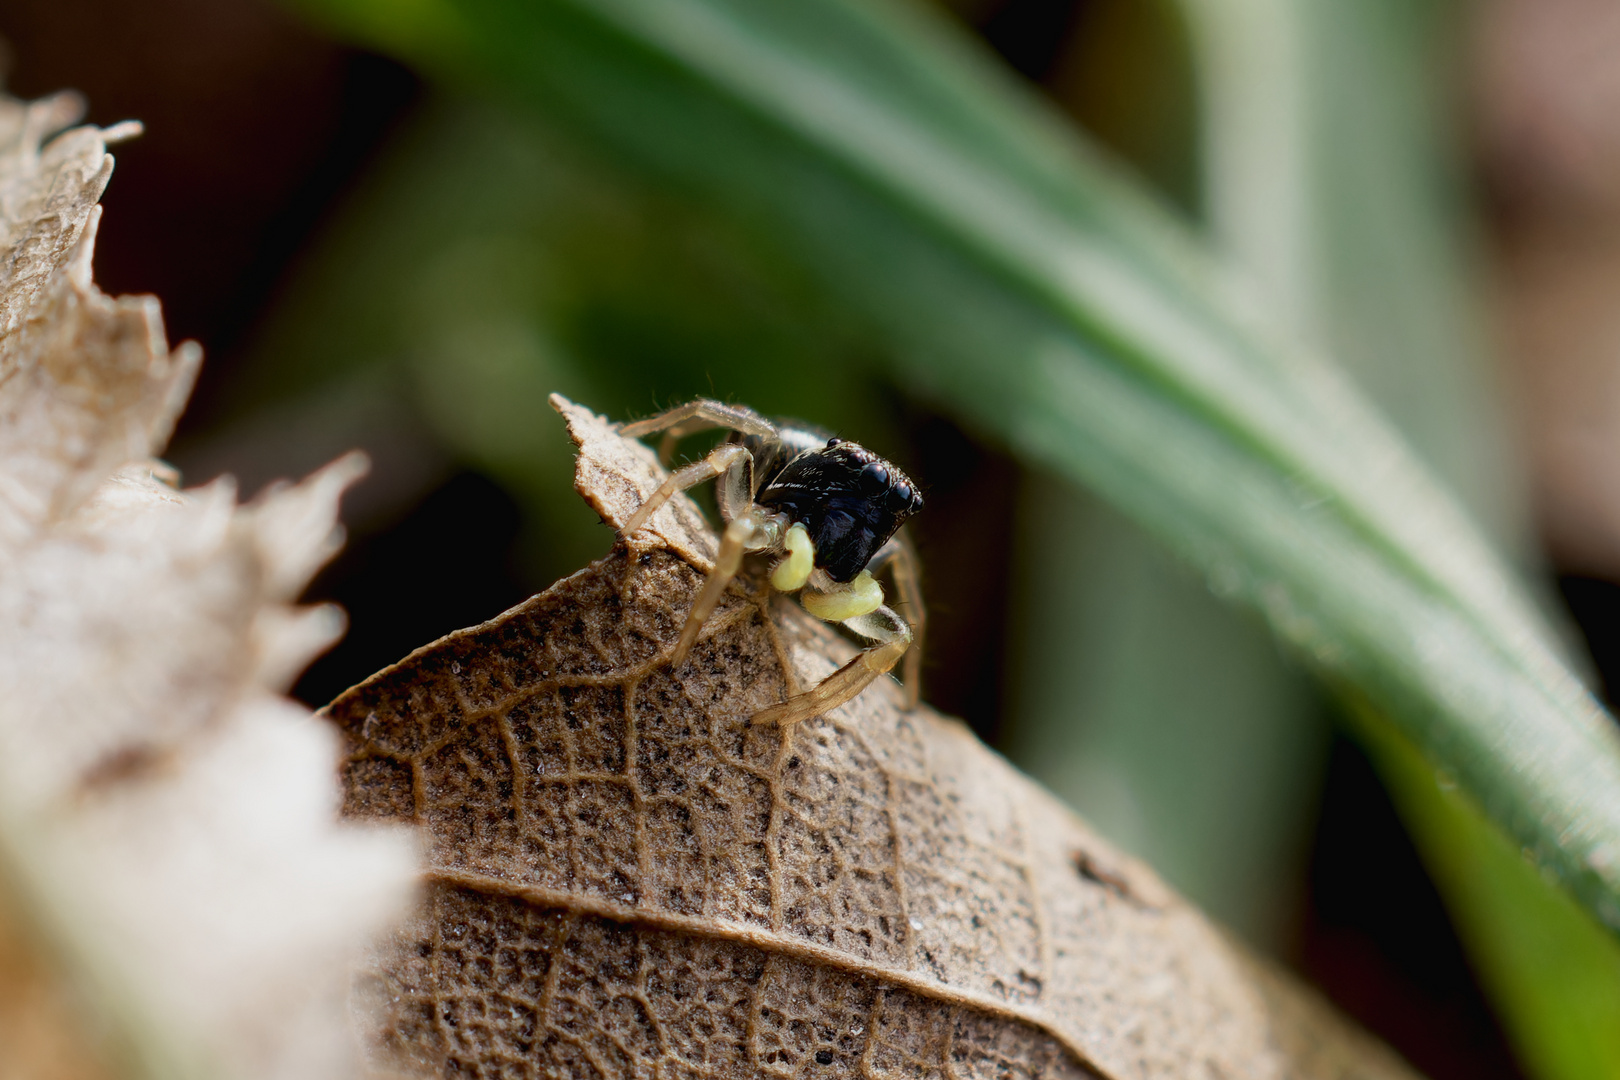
(0, 91), (417, 1080)
(327, 397), (1421, 1080)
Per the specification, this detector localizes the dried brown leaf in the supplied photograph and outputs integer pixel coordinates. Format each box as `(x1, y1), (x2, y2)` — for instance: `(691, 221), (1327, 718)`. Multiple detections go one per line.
(0, 90), (418, 1080)
(0, 876), (115, 1080)
(327, 397), (1420, 1080)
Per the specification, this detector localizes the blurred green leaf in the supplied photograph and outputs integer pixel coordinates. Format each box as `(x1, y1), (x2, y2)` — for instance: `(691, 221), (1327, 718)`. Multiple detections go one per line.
(1007, 479), (1326, 949)
(1185, 0), (1620, 1071)
(290, 0), (1620, 936)
(1356, 704), (1620, 1080)
(1003, 0), (1325, 953)
(1183, 0), (1519, 531)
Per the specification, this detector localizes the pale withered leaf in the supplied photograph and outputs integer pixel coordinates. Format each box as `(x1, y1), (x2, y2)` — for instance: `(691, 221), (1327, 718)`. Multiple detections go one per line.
(0, 94), (418, 1080)
(0, 873), (115, 1080)
(326, 396), (1421, 1080)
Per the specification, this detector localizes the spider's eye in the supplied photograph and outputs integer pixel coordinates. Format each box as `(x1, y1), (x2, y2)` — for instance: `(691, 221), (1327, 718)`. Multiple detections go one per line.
(858, 461), (891, 495)
(826, 437), (841, 449)
(886, 482), (916, 513)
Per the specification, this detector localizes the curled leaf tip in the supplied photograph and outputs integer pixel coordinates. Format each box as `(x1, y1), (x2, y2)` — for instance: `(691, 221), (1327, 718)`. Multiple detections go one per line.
(99, 119), (143, 144)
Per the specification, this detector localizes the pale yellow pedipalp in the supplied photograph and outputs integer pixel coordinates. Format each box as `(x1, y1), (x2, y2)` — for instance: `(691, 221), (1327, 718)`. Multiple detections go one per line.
(800, 570), (884, 622)
(770, 523), (814, 591)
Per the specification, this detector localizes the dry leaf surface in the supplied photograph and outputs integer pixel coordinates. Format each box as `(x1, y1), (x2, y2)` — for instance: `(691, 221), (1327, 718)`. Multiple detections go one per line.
(0, 91), (417, 1080)
(0, 875), (116, 1080)
(327, 397), (1421, 1080)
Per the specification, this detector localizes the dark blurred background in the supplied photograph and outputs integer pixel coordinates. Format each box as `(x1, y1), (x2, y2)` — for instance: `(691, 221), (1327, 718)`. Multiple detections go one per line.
(6, 0), (1620, 1076)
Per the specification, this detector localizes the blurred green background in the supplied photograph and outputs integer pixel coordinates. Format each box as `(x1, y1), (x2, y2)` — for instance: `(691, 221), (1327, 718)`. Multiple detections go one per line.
(7, 0), (1620, 1076)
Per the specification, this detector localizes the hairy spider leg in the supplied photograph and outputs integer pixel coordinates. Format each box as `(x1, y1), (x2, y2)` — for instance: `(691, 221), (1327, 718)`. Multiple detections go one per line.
(617, 440), (783, 668)
(669, 505), (781, 667)
(621, 442), (754, 536)
(619, 399), (776, 466)
(751, 605), (913, 728)
(868, 528), (925, 709)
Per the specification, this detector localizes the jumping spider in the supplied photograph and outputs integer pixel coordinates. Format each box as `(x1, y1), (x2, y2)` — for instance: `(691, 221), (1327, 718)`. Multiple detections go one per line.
(617, 399), (924, 727)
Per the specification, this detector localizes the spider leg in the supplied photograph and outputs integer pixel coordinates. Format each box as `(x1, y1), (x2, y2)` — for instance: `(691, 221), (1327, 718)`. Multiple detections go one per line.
(868, 528), (924, 709)
(619, 399), (776, 466)
(655, 421), (712, 468)
(621, 443), (752, 536)
(751, 605), (912, 728)
(670, 505), (779, 668)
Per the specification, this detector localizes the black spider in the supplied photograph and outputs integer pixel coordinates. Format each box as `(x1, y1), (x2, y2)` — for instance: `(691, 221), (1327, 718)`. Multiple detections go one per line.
(618, 399), (924, 727)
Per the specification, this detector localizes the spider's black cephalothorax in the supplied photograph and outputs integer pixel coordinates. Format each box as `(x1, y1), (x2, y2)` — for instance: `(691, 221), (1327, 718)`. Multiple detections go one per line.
(749, 435), (923, 583)
(617, 397), (927, 728)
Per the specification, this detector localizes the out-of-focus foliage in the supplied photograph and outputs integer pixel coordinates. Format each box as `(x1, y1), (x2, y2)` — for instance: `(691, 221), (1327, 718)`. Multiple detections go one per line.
(1008, 481), (1326, 950)
(1356, 708), (1620, 1080)
(229, 98), (898, 587)
(990, 0), (1327, 955)
(1177, 1), (1620, 1075)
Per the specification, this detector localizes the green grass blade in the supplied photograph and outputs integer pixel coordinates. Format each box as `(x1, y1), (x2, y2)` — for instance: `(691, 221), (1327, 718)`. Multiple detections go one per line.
(1355, 705), (1620, 1080)
(290, 0), (1620, 935)
(1185, 0), (1620, 1069)
(1002, 0), (1329, 953)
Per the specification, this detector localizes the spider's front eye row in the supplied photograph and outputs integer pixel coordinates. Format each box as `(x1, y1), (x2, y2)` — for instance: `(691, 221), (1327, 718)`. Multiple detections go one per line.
(858, 461), (891, 495)
(856, 459), (920, 513)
